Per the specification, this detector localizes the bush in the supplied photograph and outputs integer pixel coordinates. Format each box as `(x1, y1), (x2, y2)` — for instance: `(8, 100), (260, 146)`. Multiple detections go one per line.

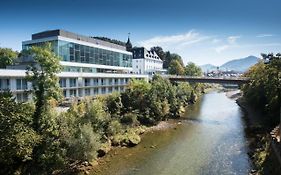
(66, 123), (100, 161)
(120, 112), (139, 126)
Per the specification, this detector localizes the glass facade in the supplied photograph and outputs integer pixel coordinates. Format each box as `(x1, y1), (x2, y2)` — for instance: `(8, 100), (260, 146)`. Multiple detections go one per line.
(23, 39), (132, 68)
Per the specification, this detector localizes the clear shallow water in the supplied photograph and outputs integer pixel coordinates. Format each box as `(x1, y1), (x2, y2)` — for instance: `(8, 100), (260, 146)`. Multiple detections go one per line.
(92, 91), (252, 175)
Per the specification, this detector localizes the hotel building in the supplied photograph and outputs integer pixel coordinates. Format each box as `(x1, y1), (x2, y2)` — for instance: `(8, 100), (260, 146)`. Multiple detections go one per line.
(132, 47), (165, 75)
(0, 29), (148, 102)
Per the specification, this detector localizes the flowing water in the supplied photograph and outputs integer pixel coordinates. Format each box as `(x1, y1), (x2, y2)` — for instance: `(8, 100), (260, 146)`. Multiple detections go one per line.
(92, 91), (252, 175)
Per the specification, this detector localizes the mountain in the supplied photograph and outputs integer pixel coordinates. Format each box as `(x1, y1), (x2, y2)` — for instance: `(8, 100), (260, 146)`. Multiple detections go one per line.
(220, 56), (260, 72)
(200, 55), (260, 73)
(200, 64), (217, 72)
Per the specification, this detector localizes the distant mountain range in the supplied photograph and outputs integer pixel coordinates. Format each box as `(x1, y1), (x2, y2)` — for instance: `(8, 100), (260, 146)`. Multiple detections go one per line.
(200, 56), (261, 73)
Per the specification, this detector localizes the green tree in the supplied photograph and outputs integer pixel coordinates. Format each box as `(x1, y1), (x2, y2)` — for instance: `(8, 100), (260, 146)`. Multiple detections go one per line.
(0, 91), (40, 174)
(242, 53), (281, 126)
(0, 47), (18, 68)
(168, 59), (185, 75)
(24, 43), (62, 132)
(185, 62), (202, 76)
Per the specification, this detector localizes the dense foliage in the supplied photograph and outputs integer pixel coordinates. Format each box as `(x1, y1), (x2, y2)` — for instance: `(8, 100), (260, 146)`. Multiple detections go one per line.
(0, 74), (204, 174)
(241, 53), (281, 126)
(24, 43), (62, 132)
(0, 47), (18, 68)
(185, 62), (203, 76)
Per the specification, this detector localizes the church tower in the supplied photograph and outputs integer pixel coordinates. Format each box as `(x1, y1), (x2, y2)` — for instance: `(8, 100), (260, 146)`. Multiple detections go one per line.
(126, 33), (132, 52)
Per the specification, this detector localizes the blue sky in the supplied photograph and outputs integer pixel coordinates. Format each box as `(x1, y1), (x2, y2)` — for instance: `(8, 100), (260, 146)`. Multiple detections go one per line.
(0, 0), (280, 65)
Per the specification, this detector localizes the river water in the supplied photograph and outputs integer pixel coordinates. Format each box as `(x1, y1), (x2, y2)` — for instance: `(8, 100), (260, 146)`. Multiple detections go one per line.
(92, 91), (252, 175)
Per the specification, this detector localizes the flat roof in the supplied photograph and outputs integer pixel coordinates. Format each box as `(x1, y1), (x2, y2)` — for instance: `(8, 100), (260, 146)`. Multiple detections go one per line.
(31, 29), (127, 51)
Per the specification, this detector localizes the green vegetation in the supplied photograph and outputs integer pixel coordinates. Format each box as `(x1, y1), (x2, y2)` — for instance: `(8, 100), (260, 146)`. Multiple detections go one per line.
(0, 45), (205, 174)
(0, 75), (204, 174)
(151, 46), (202, 76)
(241, 53), (281, 126)
(0, 47), (18, 68)
(185, 62), (203, 76)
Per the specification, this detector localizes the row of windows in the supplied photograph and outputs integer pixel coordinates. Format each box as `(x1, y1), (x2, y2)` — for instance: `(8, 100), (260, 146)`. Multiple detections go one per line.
(58, 40), (132, 67)
(59, 78), (130, 88)
(0, 79), (28, 90)
(64, 86), (125, 97)
(23, 40), (133, 68)
(63, 66), (124, 73)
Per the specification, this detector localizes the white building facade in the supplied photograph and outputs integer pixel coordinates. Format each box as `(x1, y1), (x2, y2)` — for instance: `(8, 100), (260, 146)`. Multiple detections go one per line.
(0, 30), (148, 102)
(132, 47), (164, 75)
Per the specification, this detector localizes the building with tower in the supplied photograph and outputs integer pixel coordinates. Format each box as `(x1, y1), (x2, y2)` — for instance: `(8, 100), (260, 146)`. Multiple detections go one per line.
(0, 29), (148, 101)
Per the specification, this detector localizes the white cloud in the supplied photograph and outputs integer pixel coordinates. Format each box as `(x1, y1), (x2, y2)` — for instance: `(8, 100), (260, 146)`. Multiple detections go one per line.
(138, 30), (211, 49)
(227, 35), (240, 44)
(215, 35), (241, 53)
(215, 45), (230, 53)
(256, 34), (273, 38)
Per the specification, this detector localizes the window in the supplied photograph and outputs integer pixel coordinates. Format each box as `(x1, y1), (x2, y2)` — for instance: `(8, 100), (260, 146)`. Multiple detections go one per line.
(16, 79), (27, 90)
(101, 78), (105, 85)
(59, 78), (66, 87)
(93, 78), (98, 85)
(70, 89), (76, 97)
(101, 87), (106, 94)
(69, 78), (77, 87)
(84, 78), (91, 86)
(108, 87), (112, 93)
(108, 78), (112, 85)
(85, 88), (91, 96)
(94, 88), (98, 95)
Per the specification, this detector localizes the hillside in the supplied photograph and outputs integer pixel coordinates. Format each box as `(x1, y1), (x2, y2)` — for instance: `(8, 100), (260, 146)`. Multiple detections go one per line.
(200, 64), (217, 72)
(200, 56), (260, 73)
(220, 56), (260, 72)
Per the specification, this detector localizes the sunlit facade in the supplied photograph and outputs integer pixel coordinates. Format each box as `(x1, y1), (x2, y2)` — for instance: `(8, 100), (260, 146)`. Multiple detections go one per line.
(1, 30), (148, 101)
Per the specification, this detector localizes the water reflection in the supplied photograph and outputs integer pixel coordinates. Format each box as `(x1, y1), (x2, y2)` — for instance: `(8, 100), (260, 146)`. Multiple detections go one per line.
(92, 92), (252, 175)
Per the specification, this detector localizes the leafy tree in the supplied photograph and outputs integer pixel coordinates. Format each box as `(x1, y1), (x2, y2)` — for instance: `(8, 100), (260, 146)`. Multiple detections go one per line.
(24, 43), (62, 132)
(168, 59), (185, 75)
(0, 91), (40, 174)
(105, 92), (123, 117)
(0, 47), (18, 68)
(121, 79), (151, 114)
(242, 53), (281, 126)
(185, 62), (202, 76)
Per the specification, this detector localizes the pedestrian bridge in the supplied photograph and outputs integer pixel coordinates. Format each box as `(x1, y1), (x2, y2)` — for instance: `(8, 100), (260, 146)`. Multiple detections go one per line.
(162, 75), (249, 85)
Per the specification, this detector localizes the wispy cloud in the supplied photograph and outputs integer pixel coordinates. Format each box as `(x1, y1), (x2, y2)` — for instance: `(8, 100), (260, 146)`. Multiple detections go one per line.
(227, 35), (241, 44)
(256, 34), (273, 38)
(215, 35), (241, 53)
(138, 30), (212, 49)
(215, 45), (230, 53)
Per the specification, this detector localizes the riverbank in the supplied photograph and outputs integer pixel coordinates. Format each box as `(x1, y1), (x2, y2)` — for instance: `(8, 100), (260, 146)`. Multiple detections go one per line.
(236, 96), (281, 175)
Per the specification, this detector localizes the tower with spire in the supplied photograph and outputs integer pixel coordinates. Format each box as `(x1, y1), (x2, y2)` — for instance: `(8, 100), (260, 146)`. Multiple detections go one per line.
(126, 32), (132, 52)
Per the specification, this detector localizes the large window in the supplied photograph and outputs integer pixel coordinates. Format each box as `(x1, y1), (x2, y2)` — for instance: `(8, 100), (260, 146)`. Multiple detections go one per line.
(57, 40), (132, 68)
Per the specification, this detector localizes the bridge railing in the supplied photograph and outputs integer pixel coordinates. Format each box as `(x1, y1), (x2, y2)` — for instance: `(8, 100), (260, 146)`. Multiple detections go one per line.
(160, 74), (250, 81)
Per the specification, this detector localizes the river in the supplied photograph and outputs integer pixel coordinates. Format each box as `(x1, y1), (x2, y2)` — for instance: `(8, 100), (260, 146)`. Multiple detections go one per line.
(92, 91), (252, 175)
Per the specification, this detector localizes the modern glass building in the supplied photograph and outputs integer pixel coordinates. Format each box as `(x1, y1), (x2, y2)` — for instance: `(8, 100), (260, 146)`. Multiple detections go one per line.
(1, 29), (148, 101)
(22, 29), (133, 73)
